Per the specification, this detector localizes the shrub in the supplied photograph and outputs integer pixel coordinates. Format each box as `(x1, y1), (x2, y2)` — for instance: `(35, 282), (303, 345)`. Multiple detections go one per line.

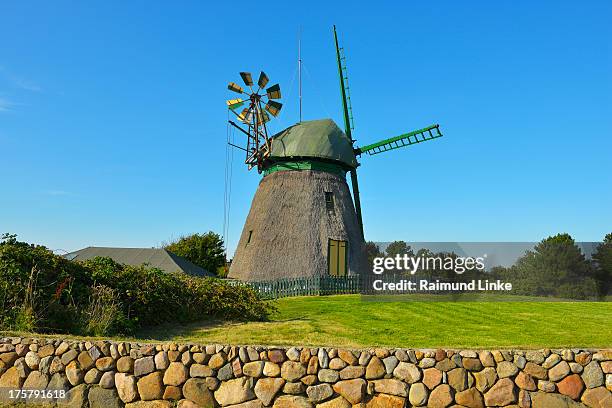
(12, 306), (36, 332)
(82, 284), (122, 336)
(0, 234), (90, 332)
(0, 234), (273, 336)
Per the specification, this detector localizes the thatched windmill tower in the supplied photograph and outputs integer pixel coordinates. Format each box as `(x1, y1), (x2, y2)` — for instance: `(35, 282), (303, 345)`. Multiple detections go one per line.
(226, 27), (443, 282)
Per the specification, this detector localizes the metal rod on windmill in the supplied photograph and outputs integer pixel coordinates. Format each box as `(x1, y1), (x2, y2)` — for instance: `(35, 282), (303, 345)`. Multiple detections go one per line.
(298, 26), (302, 123)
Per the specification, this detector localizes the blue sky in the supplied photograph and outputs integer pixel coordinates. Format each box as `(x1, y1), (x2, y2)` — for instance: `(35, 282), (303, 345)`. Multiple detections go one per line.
(1, 1), (610, 255)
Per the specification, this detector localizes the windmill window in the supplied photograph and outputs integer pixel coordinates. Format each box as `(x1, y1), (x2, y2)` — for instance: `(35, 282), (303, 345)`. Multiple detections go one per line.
(325, 192), (334, 211)
(328, 239), (348, 277)
(246, 230), (253, 245)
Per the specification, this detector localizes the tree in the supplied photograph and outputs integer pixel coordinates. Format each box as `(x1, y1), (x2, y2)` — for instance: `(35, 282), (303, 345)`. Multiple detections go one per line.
(364, 241), (384, 270)
(385, 241), (414, 258)
(507, 233), (598, 299)
(593, 233), (612, 297)
(164, 232), (226, 276)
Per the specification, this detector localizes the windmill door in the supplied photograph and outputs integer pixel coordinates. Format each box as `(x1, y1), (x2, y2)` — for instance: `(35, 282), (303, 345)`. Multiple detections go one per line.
(328, 239), (348, 277)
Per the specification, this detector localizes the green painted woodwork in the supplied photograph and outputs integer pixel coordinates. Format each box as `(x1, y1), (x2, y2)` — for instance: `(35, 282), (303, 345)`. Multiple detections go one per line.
(348, 169), (363, 238)
(355, 124), (443, 156)
(334, 25), (364, 239)
(263, 160), (347, 177)
(334, 25), (353, 143)
(227, 275), (361, 299)
(268, 119), (358, 168)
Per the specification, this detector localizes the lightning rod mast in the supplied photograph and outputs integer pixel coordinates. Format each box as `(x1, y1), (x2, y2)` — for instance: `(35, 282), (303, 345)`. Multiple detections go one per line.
(298, 27), (302, 123)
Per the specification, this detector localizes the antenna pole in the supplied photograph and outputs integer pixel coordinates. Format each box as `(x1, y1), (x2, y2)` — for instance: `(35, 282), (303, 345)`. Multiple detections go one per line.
(333, 25), (364, 239)
(298, 27), (302, 123)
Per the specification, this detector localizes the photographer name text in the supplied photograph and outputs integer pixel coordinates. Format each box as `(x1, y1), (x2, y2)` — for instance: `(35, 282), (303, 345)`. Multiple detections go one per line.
(372, 279), (513, 292)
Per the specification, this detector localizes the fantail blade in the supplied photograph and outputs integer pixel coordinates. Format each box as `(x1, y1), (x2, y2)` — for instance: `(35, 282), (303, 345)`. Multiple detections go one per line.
(238, 107), (253, 124)
(228, 82), (244, 93)
(265, 100), (283, 117)
(240, 72), (253, 86)
(266, 84), (281, 99)
(258, 71), (269, 88)
(226, 98), (244, 110)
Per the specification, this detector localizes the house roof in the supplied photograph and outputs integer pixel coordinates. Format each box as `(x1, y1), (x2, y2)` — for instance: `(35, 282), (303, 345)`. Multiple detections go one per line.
(64, 247), (212, 277)
(268, 119), (358, 169)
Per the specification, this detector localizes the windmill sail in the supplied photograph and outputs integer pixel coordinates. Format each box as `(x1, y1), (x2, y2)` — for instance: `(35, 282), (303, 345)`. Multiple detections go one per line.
(355, 124), (443, 156)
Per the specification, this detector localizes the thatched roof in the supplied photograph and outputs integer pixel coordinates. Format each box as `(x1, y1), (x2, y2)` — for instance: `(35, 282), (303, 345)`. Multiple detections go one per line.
(228, 170), (366, 282)
(269, 119), (358, 169)
(65, 247), (212, 277)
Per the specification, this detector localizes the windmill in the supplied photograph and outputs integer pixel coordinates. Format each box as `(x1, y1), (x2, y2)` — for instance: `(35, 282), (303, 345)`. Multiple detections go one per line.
(226, 26), (443, 282)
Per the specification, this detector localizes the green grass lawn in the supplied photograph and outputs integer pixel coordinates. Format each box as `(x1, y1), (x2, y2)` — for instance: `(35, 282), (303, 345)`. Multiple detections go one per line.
(136, 295), (612, 349)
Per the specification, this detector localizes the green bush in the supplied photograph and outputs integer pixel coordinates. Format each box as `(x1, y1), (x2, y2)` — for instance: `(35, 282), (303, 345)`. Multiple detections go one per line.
(0, 234), (273, 336)
(82, 284), (122, 336)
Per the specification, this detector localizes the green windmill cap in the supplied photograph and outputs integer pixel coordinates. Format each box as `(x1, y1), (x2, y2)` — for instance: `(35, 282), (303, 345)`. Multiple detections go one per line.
(269, 119), (358, 169)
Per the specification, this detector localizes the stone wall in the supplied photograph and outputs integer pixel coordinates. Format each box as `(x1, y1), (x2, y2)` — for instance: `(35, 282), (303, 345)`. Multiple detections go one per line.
(0, 337), (610, 408)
